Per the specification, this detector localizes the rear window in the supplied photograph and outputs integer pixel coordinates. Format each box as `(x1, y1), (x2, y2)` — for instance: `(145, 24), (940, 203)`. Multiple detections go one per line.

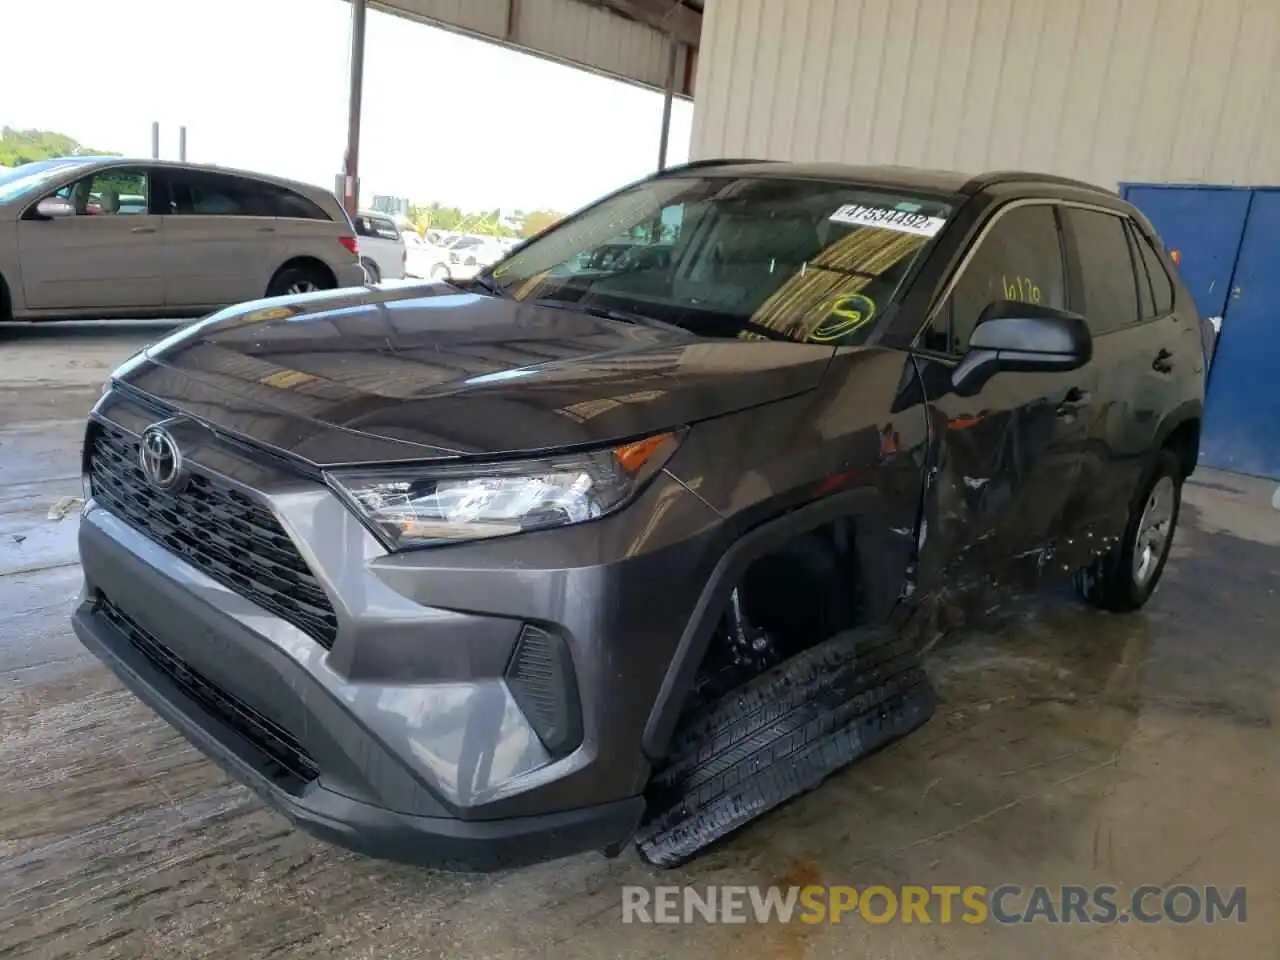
(355, 215), (401, 240)
(487, 176), (954, 345)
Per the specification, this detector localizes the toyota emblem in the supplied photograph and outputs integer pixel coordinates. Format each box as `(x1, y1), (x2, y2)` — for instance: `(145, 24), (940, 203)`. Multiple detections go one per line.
(138, 424), (185, 490)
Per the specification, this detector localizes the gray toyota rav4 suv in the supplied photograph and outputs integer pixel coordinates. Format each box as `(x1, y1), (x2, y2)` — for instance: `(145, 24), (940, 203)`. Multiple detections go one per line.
(72, 161), (1206, 869)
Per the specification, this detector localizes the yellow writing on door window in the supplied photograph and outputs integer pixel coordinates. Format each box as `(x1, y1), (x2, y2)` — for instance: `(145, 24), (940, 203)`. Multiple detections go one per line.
(1002, 275), (1042, 304)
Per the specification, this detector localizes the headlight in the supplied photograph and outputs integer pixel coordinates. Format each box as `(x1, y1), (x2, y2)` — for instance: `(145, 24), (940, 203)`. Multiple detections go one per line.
(328, 431), (681, 549)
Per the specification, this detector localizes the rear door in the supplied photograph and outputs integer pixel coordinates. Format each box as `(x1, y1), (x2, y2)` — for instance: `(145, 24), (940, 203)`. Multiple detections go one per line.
(17, 165), (165, 311)
(157, 169), (281, 308)
(914, 201), (1091, 592)
(1057, 205), (1184, 551)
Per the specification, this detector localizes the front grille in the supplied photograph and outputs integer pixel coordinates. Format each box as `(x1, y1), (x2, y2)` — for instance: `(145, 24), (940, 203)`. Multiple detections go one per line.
(87, 420), (339, 649)
(99, 595), (320, 789)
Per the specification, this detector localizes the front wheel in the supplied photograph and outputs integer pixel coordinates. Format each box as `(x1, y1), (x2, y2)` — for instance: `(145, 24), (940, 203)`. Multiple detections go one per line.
(1075, 449), (1182, 612)
(636, 628), (935, 868)
(430, 263), (450, 281)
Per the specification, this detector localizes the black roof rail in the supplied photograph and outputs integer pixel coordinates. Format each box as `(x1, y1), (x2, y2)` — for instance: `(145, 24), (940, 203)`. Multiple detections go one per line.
(652, 158), (771, 176)
(961, 170), (1118, 197)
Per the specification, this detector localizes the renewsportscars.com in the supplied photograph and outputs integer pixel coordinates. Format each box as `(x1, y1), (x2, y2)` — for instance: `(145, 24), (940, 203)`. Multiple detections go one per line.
(621, 884), (1248, 926)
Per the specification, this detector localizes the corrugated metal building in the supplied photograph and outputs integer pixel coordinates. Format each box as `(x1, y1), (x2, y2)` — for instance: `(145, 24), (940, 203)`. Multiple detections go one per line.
(690, 0), (1280, 189)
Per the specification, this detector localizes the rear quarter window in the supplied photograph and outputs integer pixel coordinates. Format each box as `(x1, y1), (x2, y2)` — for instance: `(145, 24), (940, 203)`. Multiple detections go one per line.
(1129, 222), (1175, 316)
(271, 186), (329, 220)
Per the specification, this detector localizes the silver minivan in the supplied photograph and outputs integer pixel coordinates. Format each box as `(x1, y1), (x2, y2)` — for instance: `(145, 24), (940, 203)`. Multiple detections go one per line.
(0, 157), (367, 322)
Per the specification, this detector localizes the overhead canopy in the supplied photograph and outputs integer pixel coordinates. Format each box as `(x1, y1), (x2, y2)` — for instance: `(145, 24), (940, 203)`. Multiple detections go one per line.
(365, 0), (700, 97)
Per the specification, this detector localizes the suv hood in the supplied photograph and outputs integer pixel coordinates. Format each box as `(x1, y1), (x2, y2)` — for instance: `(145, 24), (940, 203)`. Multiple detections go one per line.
(112, 282), (835, 467)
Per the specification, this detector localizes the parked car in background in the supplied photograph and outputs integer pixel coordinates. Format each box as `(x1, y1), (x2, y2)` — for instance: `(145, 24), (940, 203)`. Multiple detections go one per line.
(72, 161), (1205, 872)
(353, 211), (406, 283)
(445, 234), (506, 280)
(403, 232), (452, 280)
(0, 157), (365, 322)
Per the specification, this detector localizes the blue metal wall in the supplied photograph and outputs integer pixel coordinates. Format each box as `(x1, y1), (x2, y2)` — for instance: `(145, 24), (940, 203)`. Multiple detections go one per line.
(1122, 183), (1280, 480)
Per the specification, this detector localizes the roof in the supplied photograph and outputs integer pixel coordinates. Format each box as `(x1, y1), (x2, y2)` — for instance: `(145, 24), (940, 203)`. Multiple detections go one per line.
(657, 159), (1117, 199)
(33, 155), (334, 198)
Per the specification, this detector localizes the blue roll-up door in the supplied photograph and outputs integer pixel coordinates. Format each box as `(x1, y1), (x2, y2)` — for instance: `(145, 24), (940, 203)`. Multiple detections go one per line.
(1198, 189), (1280, 478)
(1123, 183), (1280, 480)
(1120, 184), (1252, 321)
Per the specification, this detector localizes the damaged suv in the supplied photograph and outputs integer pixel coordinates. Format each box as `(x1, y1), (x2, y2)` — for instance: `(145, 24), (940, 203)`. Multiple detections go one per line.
(72, 161), (1205, 870)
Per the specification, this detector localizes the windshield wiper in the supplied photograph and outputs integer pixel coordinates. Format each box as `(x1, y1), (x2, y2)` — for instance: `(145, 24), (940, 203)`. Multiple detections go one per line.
(471, 273), (508, 298)
(530, 298), (692, 336)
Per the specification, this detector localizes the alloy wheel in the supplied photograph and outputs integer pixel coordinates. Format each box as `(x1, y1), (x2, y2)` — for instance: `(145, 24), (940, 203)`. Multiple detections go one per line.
(1132, 475), (1175, 587)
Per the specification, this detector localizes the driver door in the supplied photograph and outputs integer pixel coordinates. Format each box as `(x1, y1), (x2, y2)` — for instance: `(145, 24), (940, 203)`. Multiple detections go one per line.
(914, 201), (1093, 593)
(18, 166), (165, 311)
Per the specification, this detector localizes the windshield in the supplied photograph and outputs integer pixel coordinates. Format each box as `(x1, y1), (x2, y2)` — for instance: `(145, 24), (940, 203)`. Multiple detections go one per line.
(485, 176), (953, 345)
(0, 159), (90, 203)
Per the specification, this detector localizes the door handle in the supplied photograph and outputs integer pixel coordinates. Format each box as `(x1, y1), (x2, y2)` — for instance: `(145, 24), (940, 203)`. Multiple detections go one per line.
(1056, 387), (1091, 417)
(1152, 349), (1174, 373)
(130, 225), (157, 234)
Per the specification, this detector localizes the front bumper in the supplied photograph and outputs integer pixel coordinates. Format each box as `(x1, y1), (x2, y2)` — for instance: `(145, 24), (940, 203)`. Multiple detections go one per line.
(74, 509), (652, 869)
(72, 580), (643, 870)
(73, 392), (727, 869)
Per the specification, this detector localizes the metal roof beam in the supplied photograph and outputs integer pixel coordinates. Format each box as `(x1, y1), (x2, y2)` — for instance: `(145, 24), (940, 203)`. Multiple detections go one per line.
(594, 0), (701, 49)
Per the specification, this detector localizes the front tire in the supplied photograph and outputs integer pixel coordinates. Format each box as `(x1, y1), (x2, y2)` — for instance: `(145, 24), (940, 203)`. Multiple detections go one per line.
(1075, 449), (1182, 612)
(361, 258), (381, 284)
(636, 628), (935, 868)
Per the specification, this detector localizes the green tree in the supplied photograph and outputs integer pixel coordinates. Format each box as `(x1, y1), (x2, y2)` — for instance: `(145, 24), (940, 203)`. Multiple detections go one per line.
(0, 127), (117, 167)
(519, 210), (564, 237)
(405, 199), (564, 239)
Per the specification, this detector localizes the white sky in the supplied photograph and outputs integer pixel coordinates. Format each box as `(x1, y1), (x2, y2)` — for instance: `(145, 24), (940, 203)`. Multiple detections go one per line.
(0, 0), (694, 214)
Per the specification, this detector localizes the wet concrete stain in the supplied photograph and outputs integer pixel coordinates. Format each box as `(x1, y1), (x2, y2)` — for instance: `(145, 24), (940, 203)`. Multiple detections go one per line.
(0, 321), (1276, 958)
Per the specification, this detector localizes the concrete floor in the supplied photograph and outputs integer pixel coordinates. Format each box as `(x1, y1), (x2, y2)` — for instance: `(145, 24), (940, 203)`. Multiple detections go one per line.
(0, 320), (1276, 959)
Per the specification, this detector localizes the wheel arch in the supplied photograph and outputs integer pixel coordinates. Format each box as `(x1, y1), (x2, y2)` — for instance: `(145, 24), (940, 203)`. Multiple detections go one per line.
(1155, 400), (1203, 479)
(0, 270), (11, 322)
(640, 486), (900, 760)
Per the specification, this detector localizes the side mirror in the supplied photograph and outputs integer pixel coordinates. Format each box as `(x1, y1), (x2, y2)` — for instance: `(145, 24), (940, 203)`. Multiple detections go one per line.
(35, 197), (76, 219)
(952, 301), (1092, 397)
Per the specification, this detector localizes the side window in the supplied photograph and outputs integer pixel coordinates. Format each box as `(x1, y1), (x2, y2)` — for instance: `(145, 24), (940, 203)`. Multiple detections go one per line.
(270, 186), (328, 220)
(1130, 222), (1175, 316)
(166, 171), (278, 217)
(926, 204), (1066, 353)
(226, 177), (281, 217)
(1061, 207), (1139, 335)
(74, 168), (150, 216)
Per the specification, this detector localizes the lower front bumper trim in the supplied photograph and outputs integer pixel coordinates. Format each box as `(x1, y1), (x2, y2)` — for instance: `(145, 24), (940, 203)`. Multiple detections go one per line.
(72, 601), (645, 872)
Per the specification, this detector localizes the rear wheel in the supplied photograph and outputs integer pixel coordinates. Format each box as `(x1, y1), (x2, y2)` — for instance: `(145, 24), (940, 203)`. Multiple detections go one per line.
(1075, 449), (1182, 612)
(266, 264), (333, 298)
(636, 627), (935, 868)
